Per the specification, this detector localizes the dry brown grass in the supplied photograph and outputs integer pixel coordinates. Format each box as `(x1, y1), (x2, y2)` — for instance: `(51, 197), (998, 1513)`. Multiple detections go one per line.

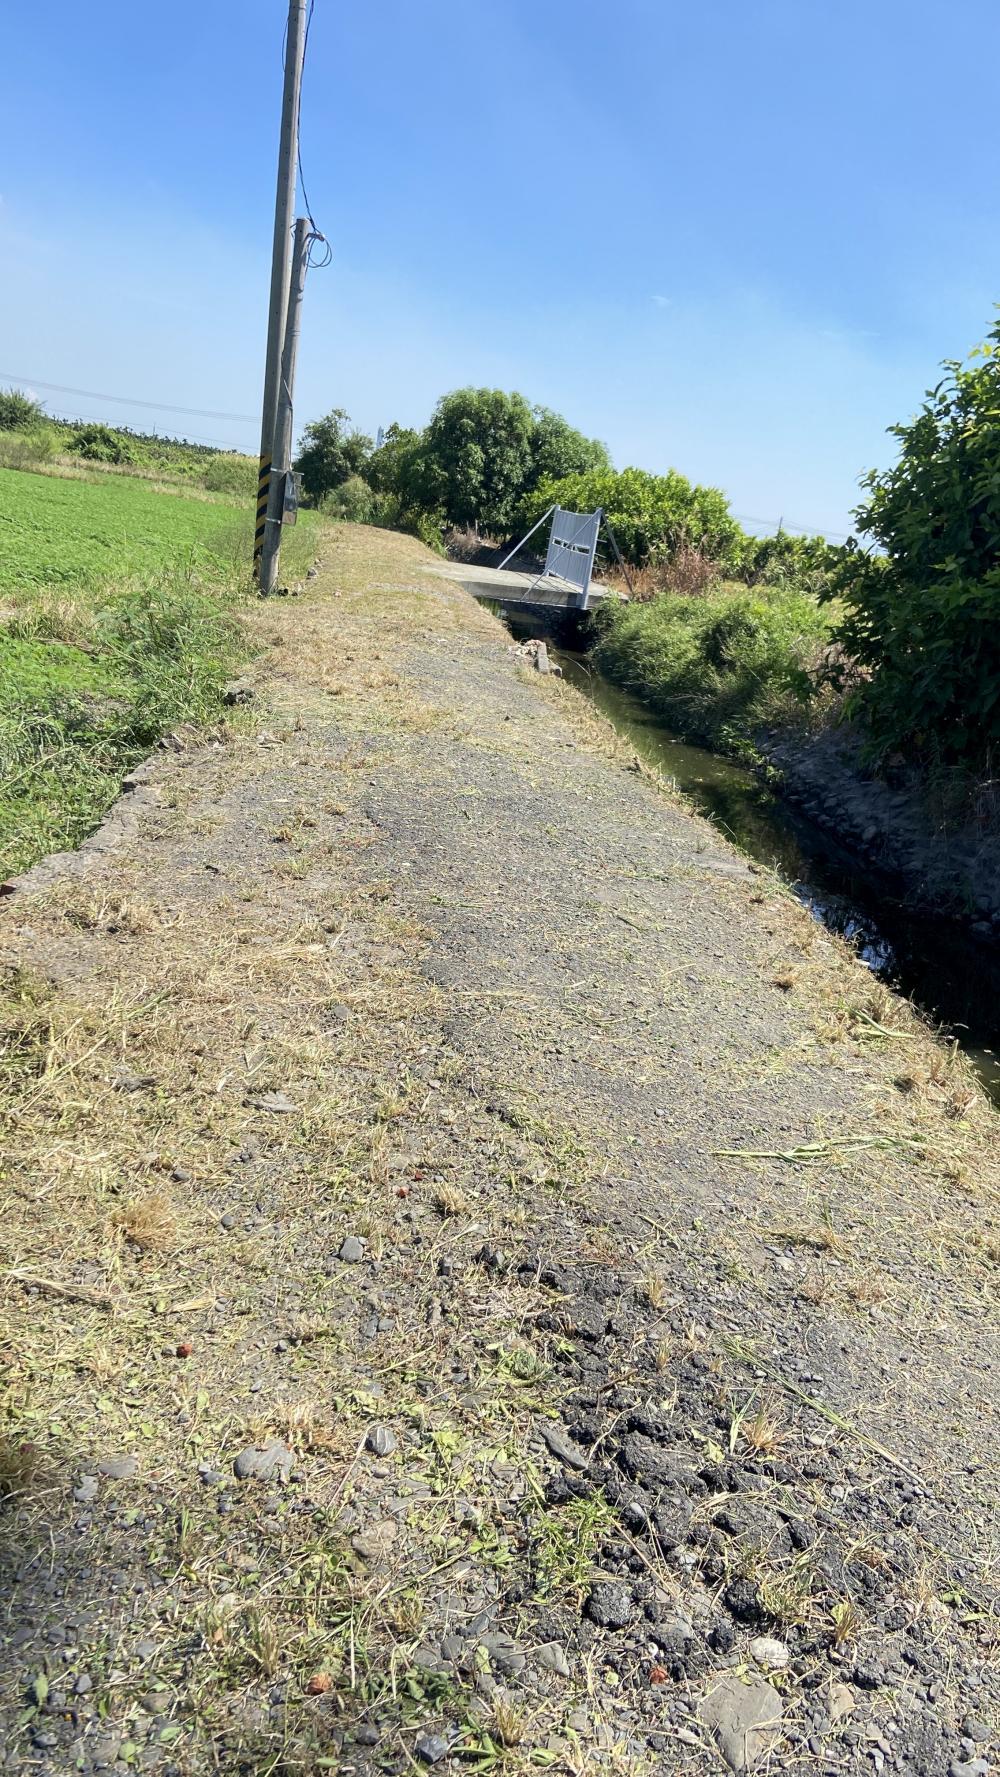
(904, 1562), (951, 1631)
(0, 1434), (46, 1500)
(491, 1699), (526, 1749)
(830, 1597), (863, 1646)
(61, 889), (161, 937)
(111, 1190), (177, 1252)
(639, 1273), (668, 1309)
(278, 1401), (340, 1455)
(797, 1270), (832, 1306)
(841, 1272), (893, 1309)
(767, 1217), (847, 1257)
(603, 544), (721, 601)
(771, 969), (799, 992)
(741, 1401), (784, 1456)
(433, 1183), (470, 1217)
(78, 1340), (123, 1382)
(444, 525), (507, 566)
(287, 1312), (333, 1345)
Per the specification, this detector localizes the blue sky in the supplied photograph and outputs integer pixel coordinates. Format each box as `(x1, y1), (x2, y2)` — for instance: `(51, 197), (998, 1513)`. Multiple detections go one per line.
(3, 0), (999, 537)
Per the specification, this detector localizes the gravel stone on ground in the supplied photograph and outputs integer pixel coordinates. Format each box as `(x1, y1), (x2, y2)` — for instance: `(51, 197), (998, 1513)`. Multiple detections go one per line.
(366, 1424), (397, 1456)
(232, 1441), (295, 1482)
(585, 1583), (635, 1630)
(698, 1672), (784, 1772)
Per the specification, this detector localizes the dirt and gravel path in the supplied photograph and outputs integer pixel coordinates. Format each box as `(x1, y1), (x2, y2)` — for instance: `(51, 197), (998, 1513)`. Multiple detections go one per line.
(1, 525), (997, 1777)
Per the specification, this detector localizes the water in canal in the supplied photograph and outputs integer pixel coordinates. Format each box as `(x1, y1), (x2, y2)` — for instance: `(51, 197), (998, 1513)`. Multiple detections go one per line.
(505, 613), (1000, 1104)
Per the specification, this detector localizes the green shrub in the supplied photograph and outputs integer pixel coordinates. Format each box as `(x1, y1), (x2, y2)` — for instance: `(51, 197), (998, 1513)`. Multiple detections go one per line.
(0, 467), (313, 877)
(0, 388), (43, 431)
(318, 472), (446, 549)
(830, 318), (1000, 761)
(200, 452), (257, 498)
(0, 636), (124, 874)
(0, 426), (60, 472)
(304, 392), (609, 539)
(321, 474), (375, 523)
(393, 390), (610, 533)
(358, 489), (445, 552)
(592, 582), (830, 753)
(516, 466), (741, 567)
(732, 530), (842, 593)
(69, 423), (137, 465)
(97, 579), (244, 745)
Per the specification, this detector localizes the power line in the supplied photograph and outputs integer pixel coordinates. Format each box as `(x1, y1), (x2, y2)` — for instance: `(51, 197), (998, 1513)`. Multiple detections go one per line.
(287, 0), (332, 267)
(40, 403), (243, 451)
(0, 373), (257, 424)
(297, 0), (318, 231)
(733, 512), (853, 543)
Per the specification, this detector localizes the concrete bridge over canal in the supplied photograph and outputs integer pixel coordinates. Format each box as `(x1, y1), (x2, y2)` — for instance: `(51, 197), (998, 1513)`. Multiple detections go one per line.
(422, 558), (619, 614)
(422, 503), (627, 614)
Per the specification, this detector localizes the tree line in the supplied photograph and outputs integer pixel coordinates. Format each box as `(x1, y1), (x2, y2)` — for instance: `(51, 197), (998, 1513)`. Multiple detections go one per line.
(293, 388), (611, 543)
(296, 319), (1000, 772)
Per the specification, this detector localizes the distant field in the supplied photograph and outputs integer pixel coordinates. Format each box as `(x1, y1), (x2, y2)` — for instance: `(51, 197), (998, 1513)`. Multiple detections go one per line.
(0, 466), (252, 595)
(0, 466), (322, 877)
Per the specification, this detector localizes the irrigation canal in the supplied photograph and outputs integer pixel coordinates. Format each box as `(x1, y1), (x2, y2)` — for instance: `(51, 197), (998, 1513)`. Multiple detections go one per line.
(502, 610), (1000, 1106)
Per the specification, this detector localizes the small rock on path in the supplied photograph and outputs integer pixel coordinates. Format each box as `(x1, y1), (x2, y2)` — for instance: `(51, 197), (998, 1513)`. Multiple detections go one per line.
(537, 1418), (588, 1471)
(699, 1672), (784, 1773)
(366, 1424), (397, 1456)
(96, 1454), (138, 1481)
(415, 1734), (450, 1764)
(585, 1582), (634, 1629)
(233, 1440), (295, 1482)
(536, 1642), (571, 1677)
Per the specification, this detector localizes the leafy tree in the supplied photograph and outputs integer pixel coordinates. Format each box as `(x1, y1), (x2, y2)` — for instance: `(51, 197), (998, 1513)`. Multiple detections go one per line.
(530, 408), (610, 485)
(830, 319), (1000, 759)
(366, 423), (423, 497)
(295, 392), (610, 538)
(0, 388), (43, 431)
(294, 409), (372, 505)
(414, 388), (537, 533)
(731, 530), (841, 595)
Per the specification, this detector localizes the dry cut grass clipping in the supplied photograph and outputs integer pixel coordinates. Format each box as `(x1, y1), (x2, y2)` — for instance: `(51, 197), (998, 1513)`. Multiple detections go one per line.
(111, 1190), (178, 1252)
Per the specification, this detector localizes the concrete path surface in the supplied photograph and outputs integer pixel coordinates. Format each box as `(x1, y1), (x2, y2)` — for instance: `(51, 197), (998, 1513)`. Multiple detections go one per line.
(1, 524), (996, 1776)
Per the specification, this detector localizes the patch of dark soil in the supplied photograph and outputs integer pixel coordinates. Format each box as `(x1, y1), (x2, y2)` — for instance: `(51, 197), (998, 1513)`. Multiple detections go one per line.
(496, 1256), (999, 1773)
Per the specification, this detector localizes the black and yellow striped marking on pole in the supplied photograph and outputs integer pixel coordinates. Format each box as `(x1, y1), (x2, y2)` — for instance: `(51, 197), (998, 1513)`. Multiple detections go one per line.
(253, 455), (271, 577)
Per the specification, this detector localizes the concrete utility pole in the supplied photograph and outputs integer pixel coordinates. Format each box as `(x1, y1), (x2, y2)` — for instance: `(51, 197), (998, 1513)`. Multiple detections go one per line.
(254, 0), (308, 583)
(259, 217), (310, 596)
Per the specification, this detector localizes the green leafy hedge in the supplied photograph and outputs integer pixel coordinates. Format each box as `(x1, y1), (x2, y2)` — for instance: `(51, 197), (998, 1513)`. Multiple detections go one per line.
(516, 466), (740, 566)
(832, 319), (1000, 761)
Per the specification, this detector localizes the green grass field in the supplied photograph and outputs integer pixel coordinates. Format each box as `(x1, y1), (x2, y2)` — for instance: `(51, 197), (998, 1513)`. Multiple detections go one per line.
(0, 467), (253, 595)
(0, 466), (322, 878)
